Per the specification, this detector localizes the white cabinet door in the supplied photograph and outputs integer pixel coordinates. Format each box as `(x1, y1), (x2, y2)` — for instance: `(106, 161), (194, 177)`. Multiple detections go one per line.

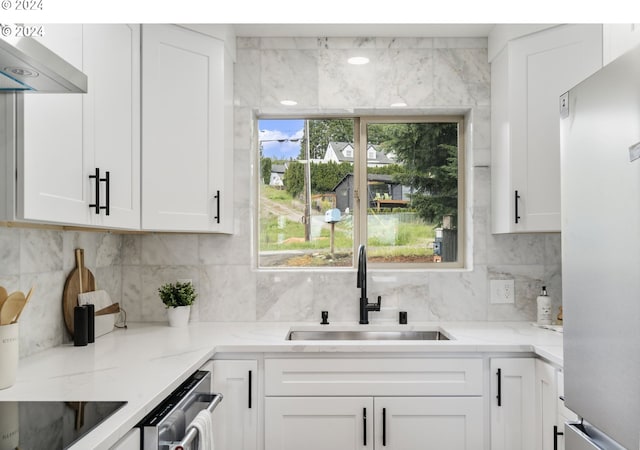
(18, 24), (86, 224)
(265, 397), (372, 450)
(535, 359), (558, 450)
(211, 360), (258, 450)
(141, 24), (233, 233)
(491, 24), (602, 233)
(109, 428), (140, 450)
(83, 24), (140, 229)
(374, 397), (483, 450)
(490, 358), (536, 450)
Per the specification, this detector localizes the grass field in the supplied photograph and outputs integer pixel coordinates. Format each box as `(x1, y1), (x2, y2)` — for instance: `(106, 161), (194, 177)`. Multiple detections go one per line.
(259, 186), (438, 266)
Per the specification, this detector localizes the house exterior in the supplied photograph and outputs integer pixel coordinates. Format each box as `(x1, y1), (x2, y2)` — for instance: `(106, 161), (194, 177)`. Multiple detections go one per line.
(332, 173), (405, 212)
(322, 141), (395, 167)
(269, 164), (286, 186)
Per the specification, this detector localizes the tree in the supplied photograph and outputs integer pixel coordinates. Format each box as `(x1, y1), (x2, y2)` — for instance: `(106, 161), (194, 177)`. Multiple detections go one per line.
(302, 119), (354, 159)
(382, 122), (459, 226)
(260, 157), (272, 185)
(283, 161), (352, 198)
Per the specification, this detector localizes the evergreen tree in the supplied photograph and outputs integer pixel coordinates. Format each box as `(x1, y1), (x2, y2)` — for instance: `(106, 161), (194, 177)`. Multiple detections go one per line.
(383, 122), (459, 226)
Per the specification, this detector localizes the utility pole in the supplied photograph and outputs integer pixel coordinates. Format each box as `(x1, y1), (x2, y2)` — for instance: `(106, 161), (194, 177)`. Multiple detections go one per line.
(304, 120), (312, 241)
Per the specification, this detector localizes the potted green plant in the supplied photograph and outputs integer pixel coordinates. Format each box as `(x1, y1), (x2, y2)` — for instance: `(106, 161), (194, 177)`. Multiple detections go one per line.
(158, 281), (197, 327)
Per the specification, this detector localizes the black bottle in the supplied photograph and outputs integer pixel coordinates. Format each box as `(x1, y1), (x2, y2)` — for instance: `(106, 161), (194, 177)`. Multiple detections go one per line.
(74, 306), (88, 347)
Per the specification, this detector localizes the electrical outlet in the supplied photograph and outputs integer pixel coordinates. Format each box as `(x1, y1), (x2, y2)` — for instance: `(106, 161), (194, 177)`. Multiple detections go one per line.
(490, 279), (515, 304)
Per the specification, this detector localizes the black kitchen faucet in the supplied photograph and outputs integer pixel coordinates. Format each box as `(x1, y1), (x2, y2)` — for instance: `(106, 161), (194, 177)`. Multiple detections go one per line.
(357, 244), (381, 324)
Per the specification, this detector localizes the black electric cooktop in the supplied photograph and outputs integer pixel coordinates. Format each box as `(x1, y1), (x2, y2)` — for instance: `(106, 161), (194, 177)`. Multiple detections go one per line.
(0, 401), (127, 450)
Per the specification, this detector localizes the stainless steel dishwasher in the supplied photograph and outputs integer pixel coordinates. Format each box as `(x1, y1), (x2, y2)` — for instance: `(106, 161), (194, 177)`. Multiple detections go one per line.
(138, 370), (223, 450)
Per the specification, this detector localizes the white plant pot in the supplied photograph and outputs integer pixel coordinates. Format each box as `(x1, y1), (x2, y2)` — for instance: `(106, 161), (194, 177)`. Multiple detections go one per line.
(167, 305), (191, 327)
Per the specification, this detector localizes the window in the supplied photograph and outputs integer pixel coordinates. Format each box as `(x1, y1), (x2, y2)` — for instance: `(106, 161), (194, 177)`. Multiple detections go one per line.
(257, 116), (464, 269)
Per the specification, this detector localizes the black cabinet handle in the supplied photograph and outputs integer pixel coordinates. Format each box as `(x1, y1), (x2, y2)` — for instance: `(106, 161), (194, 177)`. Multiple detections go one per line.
(514, 190), (521, 224)
(88, 168), (110, 216)
(89, 168), (101, 214)
(363, 408), (367, 446)
(214, 190), (220, 224)
(382, 407), (387, 446)
(554, 425), (564, 450)
(103, 171), (110, 216)
(496, 368), (502, 406)
(248, 370), (252, 409)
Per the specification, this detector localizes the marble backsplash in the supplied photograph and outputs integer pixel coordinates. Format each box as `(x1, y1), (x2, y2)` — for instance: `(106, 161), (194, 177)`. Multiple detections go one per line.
(1, 35), (563, 359)
(0, 226), (122, 358)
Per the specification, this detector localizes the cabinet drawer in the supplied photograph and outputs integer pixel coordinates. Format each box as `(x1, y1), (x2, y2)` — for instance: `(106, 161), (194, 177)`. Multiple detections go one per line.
(265, 358), (483, 396)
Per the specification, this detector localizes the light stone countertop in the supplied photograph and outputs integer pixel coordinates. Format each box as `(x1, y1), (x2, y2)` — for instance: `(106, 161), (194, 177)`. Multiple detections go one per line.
(0, 321), (563, 449)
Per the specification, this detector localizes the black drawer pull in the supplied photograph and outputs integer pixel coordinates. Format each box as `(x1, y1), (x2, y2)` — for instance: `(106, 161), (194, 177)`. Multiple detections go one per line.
(382, 407), (387, 446)
(497, 368), (502, 406)
(248, 370), (252, 409)
(363, 408), (367, 446)
(214, 190), (220, 224)
(554, 425), (564, 450)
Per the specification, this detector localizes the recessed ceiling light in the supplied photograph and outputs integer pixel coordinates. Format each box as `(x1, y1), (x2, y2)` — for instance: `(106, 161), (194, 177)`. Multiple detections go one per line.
(390, 102), (408, 107)
(280, 100), (298, 106)
(347, 56), (370, 65)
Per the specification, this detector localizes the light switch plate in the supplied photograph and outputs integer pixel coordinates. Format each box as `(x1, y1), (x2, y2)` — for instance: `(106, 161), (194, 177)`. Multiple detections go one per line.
(490, 279), (515, 304)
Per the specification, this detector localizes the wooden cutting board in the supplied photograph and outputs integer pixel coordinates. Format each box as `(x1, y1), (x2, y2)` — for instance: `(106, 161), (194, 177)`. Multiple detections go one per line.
(62, 248), (96, 336)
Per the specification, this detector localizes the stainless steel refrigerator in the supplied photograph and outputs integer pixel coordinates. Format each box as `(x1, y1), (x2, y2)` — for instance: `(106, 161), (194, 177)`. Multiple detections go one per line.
(560, 44), (640, 450)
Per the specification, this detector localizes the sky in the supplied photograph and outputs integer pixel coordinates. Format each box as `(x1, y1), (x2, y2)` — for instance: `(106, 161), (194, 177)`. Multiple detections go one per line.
(259, 119), (305, 160)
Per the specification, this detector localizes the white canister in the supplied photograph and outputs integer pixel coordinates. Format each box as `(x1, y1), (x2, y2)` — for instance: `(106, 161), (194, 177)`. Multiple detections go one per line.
(536, 286), (552, 325)
(0, 401), (19, 450)
(0, 323), (19, 390)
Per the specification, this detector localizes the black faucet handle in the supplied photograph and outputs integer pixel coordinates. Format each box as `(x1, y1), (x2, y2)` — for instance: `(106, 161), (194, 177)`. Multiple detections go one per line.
(321, 311), (329, 325)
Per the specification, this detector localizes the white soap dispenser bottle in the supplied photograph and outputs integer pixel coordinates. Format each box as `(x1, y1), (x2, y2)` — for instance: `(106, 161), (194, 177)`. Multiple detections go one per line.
(536, 286), (552, 325)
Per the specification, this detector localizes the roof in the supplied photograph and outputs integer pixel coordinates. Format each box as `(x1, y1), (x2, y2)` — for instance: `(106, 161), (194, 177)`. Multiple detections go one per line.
(326, 142), (393, 164)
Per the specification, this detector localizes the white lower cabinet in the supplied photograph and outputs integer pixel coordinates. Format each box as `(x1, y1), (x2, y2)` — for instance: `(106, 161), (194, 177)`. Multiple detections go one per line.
(265, 397), (372, 450)
(374, 397), (483, 450)
(265, 396), (482, 450)
(264, 357), (484, 450)
(535, 359), (558, 450)
(211, 359), (258, 450)
(490, 358), (536, 450)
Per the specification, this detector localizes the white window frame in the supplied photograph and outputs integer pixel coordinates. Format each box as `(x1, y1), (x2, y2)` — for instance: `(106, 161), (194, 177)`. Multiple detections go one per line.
(256, 115), (466, 270)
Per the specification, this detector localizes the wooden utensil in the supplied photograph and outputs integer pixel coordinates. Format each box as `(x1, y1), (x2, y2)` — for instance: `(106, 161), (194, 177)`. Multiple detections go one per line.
(0, 286), (8, 312)
(62, 249), (96, 336)
(0, 291), (26, 325)
(11, 286), (34, 324)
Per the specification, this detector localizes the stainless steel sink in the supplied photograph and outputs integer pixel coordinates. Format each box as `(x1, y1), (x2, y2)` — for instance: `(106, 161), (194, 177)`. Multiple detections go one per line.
(286, 329), (451, 341)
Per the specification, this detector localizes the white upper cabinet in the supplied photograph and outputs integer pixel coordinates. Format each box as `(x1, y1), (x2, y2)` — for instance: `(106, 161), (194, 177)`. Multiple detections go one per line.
(141, 24), (234, 233)
(18, 25), (86, 225)
(13, 24), (141, 229)
(490, 24), (602, 233)
(82, 25), (141, 229)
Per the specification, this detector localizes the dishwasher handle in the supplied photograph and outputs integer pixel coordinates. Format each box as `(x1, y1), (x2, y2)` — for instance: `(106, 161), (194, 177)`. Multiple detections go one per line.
(173, 393), (223, 450)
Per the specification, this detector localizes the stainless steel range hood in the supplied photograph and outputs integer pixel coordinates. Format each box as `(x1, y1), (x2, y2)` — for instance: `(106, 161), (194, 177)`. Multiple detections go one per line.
(0, 34), (87, 93)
